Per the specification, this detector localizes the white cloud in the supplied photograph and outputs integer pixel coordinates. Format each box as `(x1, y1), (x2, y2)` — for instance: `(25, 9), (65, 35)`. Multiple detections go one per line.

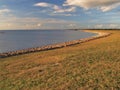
(94, 24), (120, 28)
(25, 23), (42, 29)
(0, 9), (11, 14)
(34, 2), (52, 7)
(50, 13), (74, 16)
(109, 24), (119, 28)
(34, 2), (76, 13)
(0, 15), (78, 30)
(68, 23), (77, 27)
(64, 0), (120, 12)
(95, 24), (103, 28)
(53, 6), (76, 13)
(37, 23), (42, 27)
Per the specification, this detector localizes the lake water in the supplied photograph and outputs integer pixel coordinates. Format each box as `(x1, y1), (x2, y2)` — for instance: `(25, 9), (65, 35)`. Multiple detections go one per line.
(0, 30), (97, 53)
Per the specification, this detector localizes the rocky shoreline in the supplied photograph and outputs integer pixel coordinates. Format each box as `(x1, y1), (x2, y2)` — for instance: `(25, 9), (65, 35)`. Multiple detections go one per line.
(0, 31), (112, 58)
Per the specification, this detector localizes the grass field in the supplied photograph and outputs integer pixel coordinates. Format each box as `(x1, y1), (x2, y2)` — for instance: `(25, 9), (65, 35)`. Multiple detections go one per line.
(0, 30), (120, 90)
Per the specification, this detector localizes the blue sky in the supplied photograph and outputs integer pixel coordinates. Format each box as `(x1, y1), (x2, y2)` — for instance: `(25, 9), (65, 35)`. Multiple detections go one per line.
(0, 0), (120, 30)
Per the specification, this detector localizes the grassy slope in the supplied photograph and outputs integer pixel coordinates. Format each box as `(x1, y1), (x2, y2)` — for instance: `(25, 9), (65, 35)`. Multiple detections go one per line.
(0, 30), (120, 90)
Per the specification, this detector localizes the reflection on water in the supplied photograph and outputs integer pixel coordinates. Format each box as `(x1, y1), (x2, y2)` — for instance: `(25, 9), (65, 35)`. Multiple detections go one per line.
(0, 30), (96, 53)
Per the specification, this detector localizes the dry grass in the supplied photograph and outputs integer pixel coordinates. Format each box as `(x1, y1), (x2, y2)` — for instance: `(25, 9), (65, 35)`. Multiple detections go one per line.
(0, 30), (120, 90)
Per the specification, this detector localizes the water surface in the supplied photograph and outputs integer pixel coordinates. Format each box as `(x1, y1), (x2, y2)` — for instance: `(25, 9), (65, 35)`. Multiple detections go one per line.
(0, 30), (96, 53)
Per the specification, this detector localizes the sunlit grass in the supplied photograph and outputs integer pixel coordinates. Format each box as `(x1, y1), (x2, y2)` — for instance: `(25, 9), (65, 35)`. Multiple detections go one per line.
(0, 30), (120, 90)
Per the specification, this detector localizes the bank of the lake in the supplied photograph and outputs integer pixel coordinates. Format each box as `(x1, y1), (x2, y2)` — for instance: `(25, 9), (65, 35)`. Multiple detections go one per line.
(0, 30), (96, 54)
(0, 30), (110, 58)
(0, 30), (120, 90)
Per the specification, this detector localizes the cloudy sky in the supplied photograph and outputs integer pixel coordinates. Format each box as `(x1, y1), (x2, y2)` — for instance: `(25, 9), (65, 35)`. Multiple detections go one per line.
(0, 0), (120, 30)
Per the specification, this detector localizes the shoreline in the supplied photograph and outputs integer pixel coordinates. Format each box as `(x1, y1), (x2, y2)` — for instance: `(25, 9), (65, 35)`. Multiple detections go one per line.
(0, 30), (112, 58)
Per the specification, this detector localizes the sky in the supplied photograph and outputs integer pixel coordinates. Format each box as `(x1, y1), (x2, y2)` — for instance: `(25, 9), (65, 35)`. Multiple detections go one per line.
(0, 0), (120, 30)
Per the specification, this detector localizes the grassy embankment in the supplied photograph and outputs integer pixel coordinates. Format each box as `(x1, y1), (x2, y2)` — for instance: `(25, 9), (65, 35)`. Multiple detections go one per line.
(0, 30), (120, 90)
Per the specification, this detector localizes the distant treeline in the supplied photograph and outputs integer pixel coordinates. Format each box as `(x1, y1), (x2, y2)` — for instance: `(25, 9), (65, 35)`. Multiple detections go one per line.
(83, 29), (120, 30)
(69, 29), (120, 31)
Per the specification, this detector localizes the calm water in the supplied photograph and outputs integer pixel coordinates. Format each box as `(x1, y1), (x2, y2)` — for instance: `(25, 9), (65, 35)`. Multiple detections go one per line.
(0, 30), (96, 53)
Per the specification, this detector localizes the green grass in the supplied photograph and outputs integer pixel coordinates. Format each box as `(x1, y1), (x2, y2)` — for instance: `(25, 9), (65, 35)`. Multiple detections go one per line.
(0, 30), (120, 90)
